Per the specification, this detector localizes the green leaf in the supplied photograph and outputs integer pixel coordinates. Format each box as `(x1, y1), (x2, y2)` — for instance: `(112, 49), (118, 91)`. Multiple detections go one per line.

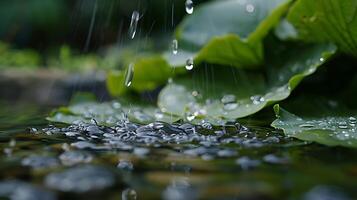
(288, 0), (357, 56)
(106, 55), (183, 96)
(106, 0), (292, 96)
(158, 41), (336, 125)
(47, 101), (180, 125)
(173, 0), (291, 69)
(272, 105), (357, 148)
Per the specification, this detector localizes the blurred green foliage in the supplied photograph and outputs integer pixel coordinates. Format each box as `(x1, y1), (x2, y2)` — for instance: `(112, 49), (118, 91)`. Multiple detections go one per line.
(0, 42), (41, 68)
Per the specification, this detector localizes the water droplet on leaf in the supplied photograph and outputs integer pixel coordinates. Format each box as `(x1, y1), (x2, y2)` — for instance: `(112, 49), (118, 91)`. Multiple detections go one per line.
(250, 95), (264, 105)
(299, 123), (314, 128)
(246, 4), (255, 13)
(221, 94), (236, 104)
(172, 39), (178, 55)
(185, 58), (194, 70)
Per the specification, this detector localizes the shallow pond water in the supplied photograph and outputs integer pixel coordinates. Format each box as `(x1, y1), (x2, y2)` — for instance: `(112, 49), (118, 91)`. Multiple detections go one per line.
(0, 101), (357, 200)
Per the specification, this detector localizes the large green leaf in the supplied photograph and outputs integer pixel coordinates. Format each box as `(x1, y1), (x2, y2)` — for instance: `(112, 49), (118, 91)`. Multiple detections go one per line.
(173, 0), (291, 69)
(288, 0), (357, 56)
(106, 55), (177, 96)
(158, 41), (336, 125)
(272, 105), (357, 148)
(106, 0), (291, 96)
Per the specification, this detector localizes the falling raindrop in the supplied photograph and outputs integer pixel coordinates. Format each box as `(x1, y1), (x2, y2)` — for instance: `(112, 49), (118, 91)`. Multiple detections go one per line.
(124, 63), (134, 87)
(128, 11), (140, 39)
(185, 58), (194, 70)
(185, 0), (194, 14)
(246, 4), (255, 13)
(172, 39), (178, 55)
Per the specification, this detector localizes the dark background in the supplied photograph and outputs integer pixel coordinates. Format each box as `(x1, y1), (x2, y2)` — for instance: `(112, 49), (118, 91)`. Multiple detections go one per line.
(0, 0), (210, 53)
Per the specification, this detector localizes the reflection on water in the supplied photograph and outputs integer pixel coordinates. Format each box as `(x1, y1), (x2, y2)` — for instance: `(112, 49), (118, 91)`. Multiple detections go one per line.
(0, 101), (357, 200)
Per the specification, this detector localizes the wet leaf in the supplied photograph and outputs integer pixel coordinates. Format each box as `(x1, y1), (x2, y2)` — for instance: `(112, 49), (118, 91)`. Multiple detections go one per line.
(106, 56), (178, 96)
(288, 0), (357, 56)
(106, 0), (291, 96)
(272, 105), (357, 148)
(158, 41), (336, 125)
(174, 0), (292, 68)
(47, 101), (180, 125)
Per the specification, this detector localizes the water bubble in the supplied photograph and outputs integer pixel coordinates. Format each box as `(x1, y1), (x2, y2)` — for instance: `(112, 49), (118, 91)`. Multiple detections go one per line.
(349, 117), (356, 124)
(122, 188), (137, 200)
(124, 63), (134, 87)
(246, 4), (255, 13)
(128, 11), (140, 39)
(112, 102), (121, 109)
(154, 111), (164, 119)
(319, 57), (325, 62)
(185, 58), (194, 70)
(338, 122), (348, 129)
(185, 0), (194, 14)
(117, 159), (134, 171)
(172, 39), (178, 55)
(250, 95), (265, 105)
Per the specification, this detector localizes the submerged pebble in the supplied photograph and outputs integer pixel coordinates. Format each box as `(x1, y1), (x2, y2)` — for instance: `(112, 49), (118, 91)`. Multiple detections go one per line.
(236, 156), (261, 170)
(21, 155), (59, 169)
(59, 151), (93, 166)
(162, 177), (197, 200)
(303, 185), (351, 200)
(45, 165), (115, 193)
(263, 154), (289, 164)
(0, 180), (56, 200)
